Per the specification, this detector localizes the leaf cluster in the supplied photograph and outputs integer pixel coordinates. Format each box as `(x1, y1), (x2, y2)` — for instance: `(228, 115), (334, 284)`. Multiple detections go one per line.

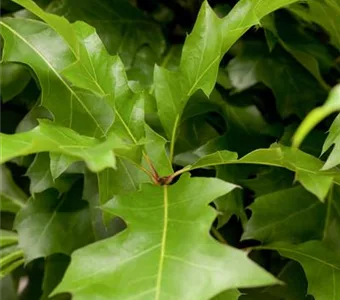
(1, 0), (340, 299)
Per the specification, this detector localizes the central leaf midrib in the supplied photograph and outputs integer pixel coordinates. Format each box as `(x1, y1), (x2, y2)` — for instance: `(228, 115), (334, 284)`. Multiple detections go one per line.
(67, 42), (138, 144)
(115, 110), (138, 144)
(0, 20), (106, 136)
(155, 185), (168, 300)
(36, 197), (66, 247)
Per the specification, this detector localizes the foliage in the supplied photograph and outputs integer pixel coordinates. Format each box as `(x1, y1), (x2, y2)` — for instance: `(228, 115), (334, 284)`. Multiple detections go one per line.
(0, 0), (340, 299)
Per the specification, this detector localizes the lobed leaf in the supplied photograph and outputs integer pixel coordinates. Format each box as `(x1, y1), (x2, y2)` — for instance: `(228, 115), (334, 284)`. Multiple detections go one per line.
(261, 13), (331, 89)
(53, 175), (279, 300)
(0, 120), (121, 172)
(11, 0), (79, 54)
(26, 153), (80, 194)
(50, 0), (165, 66)
(0, 18), (114, 137)
(190, 143), (340, 201)
(263, 241), (340, 300)
(289, 0), (340, 49)
(0, 63), (31, 103)
(0, 165), (27, 213)
(243, 186), (326, 244)
(155, 0), (300, 156)
(241, 167), (294, 197)
(57, 20), (147, 145)
(227, 40), (327, 119)
(15, 187), (94, 262)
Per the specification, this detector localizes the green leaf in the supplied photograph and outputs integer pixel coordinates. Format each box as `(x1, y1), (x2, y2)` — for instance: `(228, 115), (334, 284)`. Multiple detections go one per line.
(241, 167), (294, 197)
(243, 186), (326, 244)
(0, 120), (121, 172)
(228, 41), (327, 119)
(61, 21), (147, 147)
(0, 230), (18, 248)
(0, 231), (24, 278)
(51, 0), (165, 67)
(96, 158), (145, 227)
(25, 152), (80, 195)
(26, 153), (55, 194)
(239, 145), (337, 201)
(264, 261), (308, 300)
(281, 124), (326, 157)
(0, 247), (23, 271)
(215, 165), (247, 229)
(41, 254), (70, 299)
(53, 175), (278, 299)
(16, 104), (52, 133)
(227, 42), (267, 92)
(190, 150), (238, 170)
(293, 84), (340, 148)
(190, 143), (339, 201)
(60, 21), (116, 99)
(214, 89), (281, 137)
(0, 165), (27, 213)
(155, 0), (300, 155)
(128, 46), (162, 89)
(323, 185), (340, 255)
(0, 275), (18, 300)
(239, 293), (280, 300)
(321, 112), (340, 170)
(261, 13), (331, 89)
(144, 124), (173, 176)
(179, 90), (280, 157)
(11, 0), (79, 54)
(26, 153), (53, 195)
(0, 17), (114, 137)
(0, 63), (31, 103)
(175, 114), (220, 156)
(14, 186), (94, 263)
(83, 170), (113, 240)
(212, 289), (241, 300)
(264, 241), (340, 300)
(289, 0), (340, 49)
(49, 153), (79, 180)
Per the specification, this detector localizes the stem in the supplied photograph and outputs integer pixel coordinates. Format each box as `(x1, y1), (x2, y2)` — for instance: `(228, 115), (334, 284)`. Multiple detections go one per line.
(138, 165), (155, 180)
(323, 184), (333, 241)
(143, 152), (159, 178)
(163, 165), (192, 184)
(172, 166), (192, 178)
(115, 153), (155, 183)
(211, 227), (227, 245)
(169, 115), (180, 163)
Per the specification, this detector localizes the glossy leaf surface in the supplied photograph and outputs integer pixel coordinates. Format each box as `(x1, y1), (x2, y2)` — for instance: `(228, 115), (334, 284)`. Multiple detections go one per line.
(243, 186), (326, 244)
(293, 85), (340, 148)
(51, 0), (165, 66)
(265, 241), (340, 300)
(0, 18), (114, 137)
(289, 0), (340, 49)
(53, 175), (278, 299)
(155, 0), (299, 150)
(15, 187), (94, 262)
(1, 0), (340, 298)
(190, 144), (340, 201)
(0, 165), (26, 213)
(0, 120), (120, 172)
